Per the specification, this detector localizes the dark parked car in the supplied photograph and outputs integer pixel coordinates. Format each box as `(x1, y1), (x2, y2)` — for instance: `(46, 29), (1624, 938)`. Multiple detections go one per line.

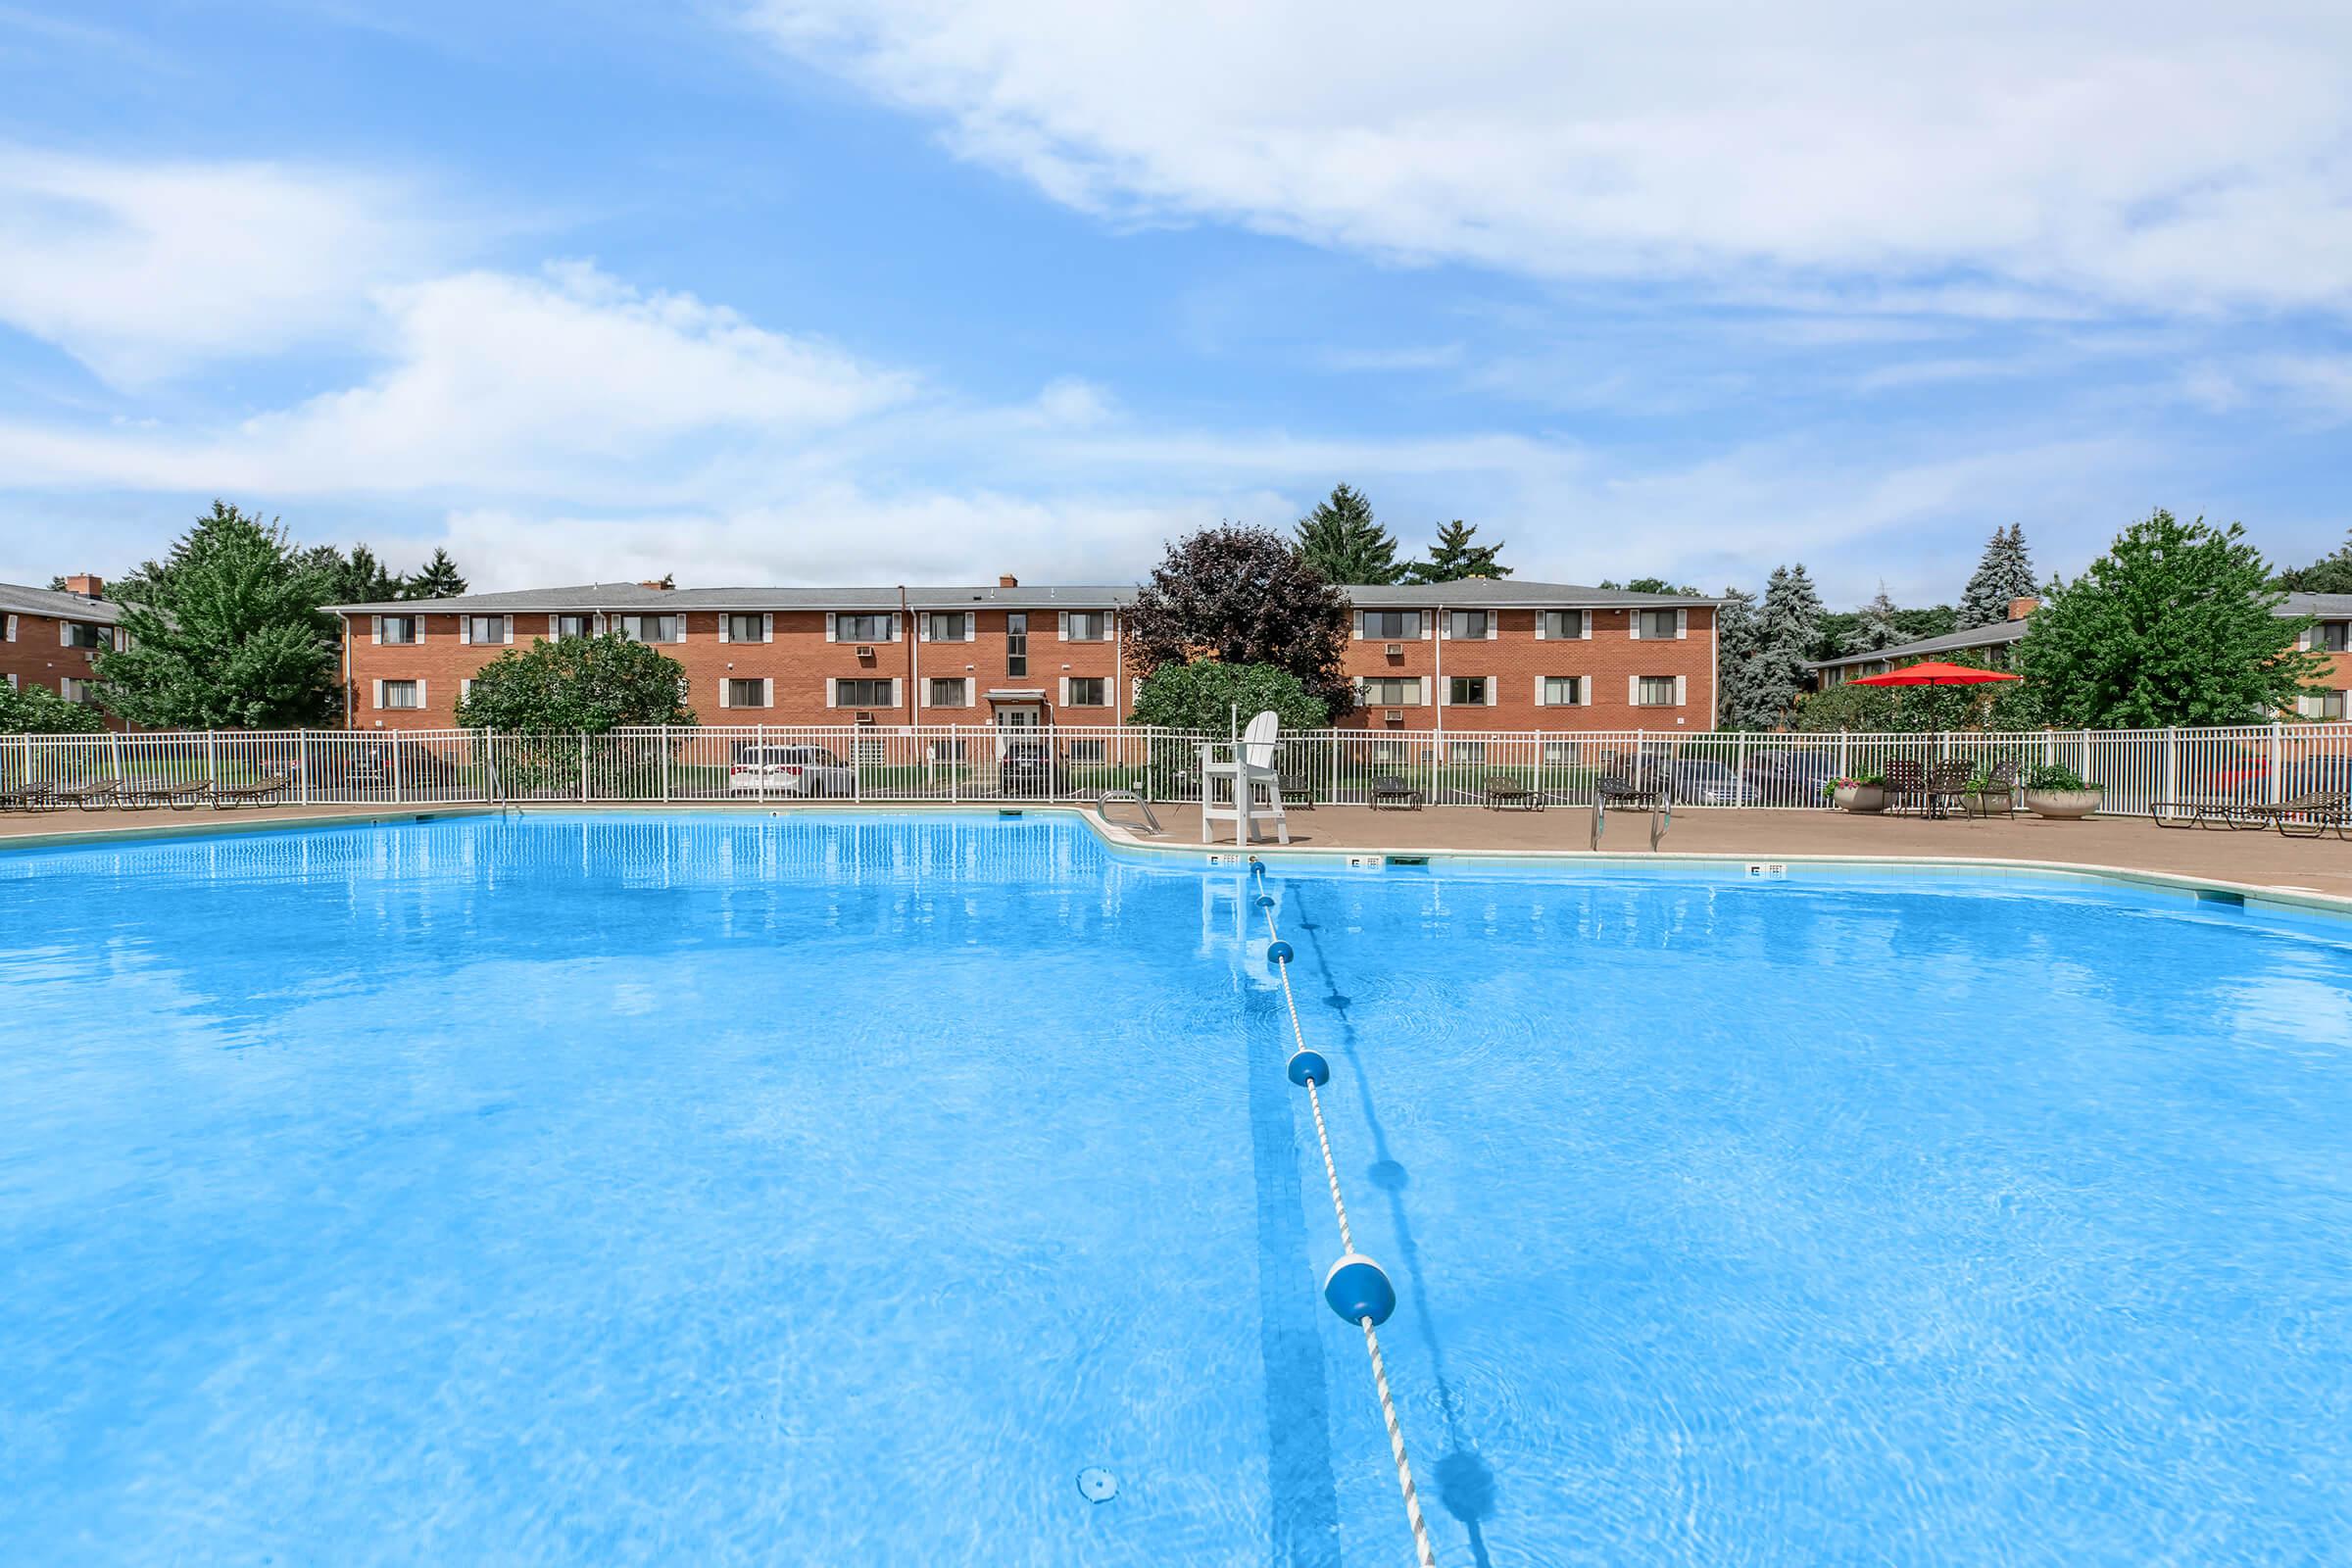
(997, 740), (1066, 798)
(2277, 757), (2352, 800)
(1740, 747), (1842, 807)
(1665, 759), (1746, 806)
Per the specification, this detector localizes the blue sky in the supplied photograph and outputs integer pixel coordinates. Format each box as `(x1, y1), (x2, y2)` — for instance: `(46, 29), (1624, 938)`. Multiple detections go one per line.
(1, 1), (2347, 606)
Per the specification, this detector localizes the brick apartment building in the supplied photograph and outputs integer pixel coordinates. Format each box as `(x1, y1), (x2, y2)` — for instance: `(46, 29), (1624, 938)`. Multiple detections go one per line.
(1809, 592), (2352, 718)
(0, 575), (120, 712)
(329, 577), (1722, 733)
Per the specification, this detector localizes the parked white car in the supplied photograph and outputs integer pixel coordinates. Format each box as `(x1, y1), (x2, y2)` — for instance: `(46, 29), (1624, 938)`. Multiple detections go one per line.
(727, 745), (856, 797)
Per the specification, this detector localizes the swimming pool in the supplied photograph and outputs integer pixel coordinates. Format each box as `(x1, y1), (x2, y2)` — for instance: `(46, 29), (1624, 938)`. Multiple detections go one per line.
(3, 812), (2347, 1563)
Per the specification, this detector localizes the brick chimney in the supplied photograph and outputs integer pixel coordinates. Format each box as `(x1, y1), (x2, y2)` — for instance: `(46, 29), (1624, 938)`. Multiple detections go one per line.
(64, 572), (103, 598)
(2007, 595), (2039, 621)
(637, 575), (675, 591)
(999, 573), (1018, 588)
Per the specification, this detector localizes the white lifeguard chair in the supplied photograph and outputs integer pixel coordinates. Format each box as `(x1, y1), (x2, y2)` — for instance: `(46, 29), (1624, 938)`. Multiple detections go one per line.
(1200, 710), (1290, 846)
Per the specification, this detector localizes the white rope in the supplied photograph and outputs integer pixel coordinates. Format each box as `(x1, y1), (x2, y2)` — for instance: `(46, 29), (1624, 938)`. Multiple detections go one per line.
(1256, 878), (1438, 1567)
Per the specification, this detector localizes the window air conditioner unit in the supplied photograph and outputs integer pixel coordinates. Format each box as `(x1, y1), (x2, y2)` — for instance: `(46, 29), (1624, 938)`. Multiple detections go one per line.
(1384, 642), (1404, 658)
(855, 711), (875, 724)
(854, 645), (876, 659)
(1384, 710), (1404, 725)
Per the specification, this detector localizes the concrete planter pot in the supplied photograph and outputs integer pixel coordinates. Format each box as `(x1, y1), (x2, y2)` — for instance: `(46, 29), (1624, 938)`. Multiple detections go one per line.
(2025, 788), (2102, 820)
(1834, 783), (1887, 813)
(1963, 790), (2009, 817)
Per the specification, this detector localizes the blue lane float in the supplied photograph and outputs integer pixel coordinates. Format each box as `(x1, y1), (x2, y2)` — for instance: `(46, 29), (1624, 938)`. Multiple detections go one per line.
(1323, 1253), (1398, 1326)
(1266, 940), (1295, 965)
(1287, 1049), (1331, 1087)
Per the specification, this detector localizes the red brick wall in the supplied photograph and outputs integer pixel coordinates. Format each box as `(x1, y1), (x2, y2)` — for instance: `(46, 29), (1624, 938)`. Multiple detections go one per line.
(1336, 606), (1717, 731)
(340, 606), (1138, 729)
(2, 610), (111, 714)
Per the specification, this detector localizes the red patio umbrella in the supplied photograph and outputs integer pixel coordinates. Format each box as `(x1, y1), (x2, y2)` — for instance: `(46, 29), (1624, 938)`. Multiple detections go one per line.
(1848, 661), (2020, 687)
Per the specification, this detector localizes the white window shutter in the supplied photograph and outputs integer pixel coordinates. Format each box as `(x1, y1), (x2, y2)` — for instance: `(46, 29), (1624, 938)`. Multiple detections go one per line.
(1352, 611), (1364, 641)
(1534, 676), (1546, 706)
(719, 614), (730, 644)
(372, 679), (384, 709)
(1487, 616), (1498, 641)
(674, 617), (687, 644)
(1057, 612), (1069, 639)
(1534, 614), (1546, 641)
(1419, 679), (1433, 707)
(761, 612), (773, 642)
(59, 621), (70, 646)
(461, 678), (473, 701)
(1419, 613), (1432, 641)
(916, 614), (928, 643)
(760, 678), (773, 708)
(417, 679), (427, 708)
(370, 614), (382, 645)
(1675, 675), (1688, 706)
(1629, 616), (1642, 641)
(1628, 674), (1640, 704)
(2, 613), (13, 642)
(548, 613), (561, 637)
(460, 617), (471, 645)
(503, 616), (513, 644)
(718, 679), (731, 709)
(1676, 609), (1689, 640)
(1582, 614), (1592, 641)
(825, 679), (836, 709)
(825, 615), (837, 644)
(594, 613), (606, 635)
(1486, 679), (1498, 706)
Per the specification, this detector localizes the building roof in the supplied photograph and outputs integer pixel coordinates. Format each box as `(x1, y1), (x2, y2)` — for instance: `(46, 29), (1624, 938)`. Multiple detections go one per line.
(0, 579), (122, 623)
(1810, 591), (2352, 672)
(327, 577), (1720, 616)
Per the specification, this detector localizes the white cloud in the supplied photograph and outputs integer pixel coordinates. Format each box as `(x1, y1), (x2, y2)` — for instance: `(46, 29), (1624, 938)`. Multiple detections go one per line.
(744, 0), (2352, 316)
(0, 148), (448, 384)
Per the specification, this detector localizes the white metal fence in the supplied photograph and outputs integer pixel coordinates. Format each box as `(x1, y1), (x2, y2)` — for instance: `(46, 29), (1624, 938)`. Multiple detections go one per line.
(4, 723), (2349, 812)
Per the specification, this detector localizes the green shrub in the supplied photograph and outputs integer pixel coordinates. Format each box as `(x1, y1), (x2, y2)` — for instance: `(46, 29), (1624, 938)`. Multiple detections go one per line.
(2025, 762), (2093, 793)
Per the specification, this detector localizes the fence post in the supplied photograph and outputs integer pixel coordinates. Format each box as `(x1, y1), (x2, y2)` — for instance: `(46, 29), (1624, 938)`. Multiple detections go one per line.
(298, 730), (311, 806)
(661, 725), (671, 802)
(2269, 722), (2282, 805)
(205, 731), (218, 789)
(1734, 731), (1746, 805)
(578, 732), (588, 802)
(1837, 729), (1850, 779)
(392, 732), (404, 805)
(2163, 726), (2177, 808)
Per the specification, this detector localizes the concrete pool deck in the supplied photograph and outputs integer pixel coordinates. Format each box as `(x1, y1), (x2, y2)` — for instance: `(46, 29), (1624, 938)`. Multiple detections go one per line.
(5, 798), (2351, 903)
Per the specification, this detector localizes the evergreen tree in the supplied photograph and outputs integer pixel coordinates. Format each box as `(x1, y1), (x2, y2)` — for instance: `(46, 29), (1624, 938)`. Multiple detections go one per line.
(304, 544), (403, 606)
(95, 502), (341, 728)
(2274, 528), (2352, 595)
(1713, 586), (1779, 731)
(1958, 523), (2038, 626)
(1403, 519), (1511, 583)
(1293, 483), (1404, 585)
(1845, 585), (1903, 654)
(404, 547), (469, 601)
(2015, 510), (2325, 727)
(1752, 564), (1826, 725)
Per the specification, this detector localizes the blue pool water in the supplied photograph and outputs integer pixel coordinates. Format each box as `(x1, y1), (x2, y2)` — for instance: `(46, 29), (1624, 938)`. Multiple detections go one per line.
(3, 813), (2349, 1564)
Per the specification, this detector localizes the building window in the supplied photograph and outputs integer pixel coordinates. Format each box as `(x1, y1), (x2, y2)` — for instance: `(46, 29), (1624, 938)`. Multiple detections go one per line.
(378, 615), (419, 645)
(924, 612), (969, 642)
(1634, 676), (1679, 707)
(1541, 676), (1583, 706)
(1541, 610), (1585, 640)
(552, 613), (595, 639)
(1446, 610), (1489, 640)
(62, 620), (112, 651)
(835, 678), (895, 708)
(1005, 613), (1028, 677)
(724, 678), (768, 710)
(1636, 610), (1681, 640)
(928, 676), (969, 708)
(1068, 738), (1107, 762)
(834, 612), (895, 643)
(380, 679), (422, 710)
(466, 614), (508, 645)
(1065, 677), (1107, 707)
(59, 676), (97, 704)
(2322, 621), (2351, 654)
(4, 672), (15, 690)
(1064, 611), (1108, 641)
(1360, 677), (1422, 706)
(1447, 675), (1489, 706)
(2301, 689), (2349, 719)
(1362, 610), (1422, 639)
(614, 613), (681, 644)
(1446, 740), (1487, 762)
(725, 612), (767, 644)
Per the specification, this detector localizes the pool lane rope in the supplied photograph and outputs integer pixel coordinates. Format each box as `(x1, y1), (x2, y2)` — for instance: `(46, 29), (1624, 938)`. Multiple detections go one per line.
(1253, 860), (1440, 1568)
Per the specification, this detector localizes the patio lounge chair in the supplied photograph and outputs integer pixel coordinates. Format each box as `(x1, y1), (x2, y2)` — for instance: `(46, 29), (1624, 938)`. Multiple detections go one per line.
(1483, 773), (1544, 810)
(1369, 774), (1423, 810)
(210, 779), (292, 809)
(2150, 797), (2270, 830)
(46, 780), (120, 811)
(120, 780), (212, 811)
(1880, 759), (1928, 816)
(0, 782), (51, 812)
(1971, 759), (2020, 819)
(2260, 791), (2351, 840)
(1924, 760), (1974, 820)
(1277, 772), (1317, 809)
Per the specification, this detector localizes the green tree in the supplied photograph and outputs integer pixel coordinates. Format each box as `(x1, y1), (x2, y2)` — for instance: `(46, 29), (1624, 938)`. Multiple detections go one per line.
(1751, 564), (1825, 725)
(456, 632), (696, 732)
(1714, 585), (1779, 731)
(1403, 519), (1511, 583)
(95, 502), (341, 729)
(2016, 510), (2324, 727)
(1129, 660), (1330, 734)
(0, 681), (106, 735)
(1294, 483), (1404, 585)
(1790, 650), (2046, 733)
(306, 544), (403, 606)
(404, 547), (468, 600)
(2274, 528), (2352, 595)
(1603, 575), (1698, 594)
(1958, 523), (2038, 627)
(1126, 524), (1355, 715)
(1844, 586), (1903, 654)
